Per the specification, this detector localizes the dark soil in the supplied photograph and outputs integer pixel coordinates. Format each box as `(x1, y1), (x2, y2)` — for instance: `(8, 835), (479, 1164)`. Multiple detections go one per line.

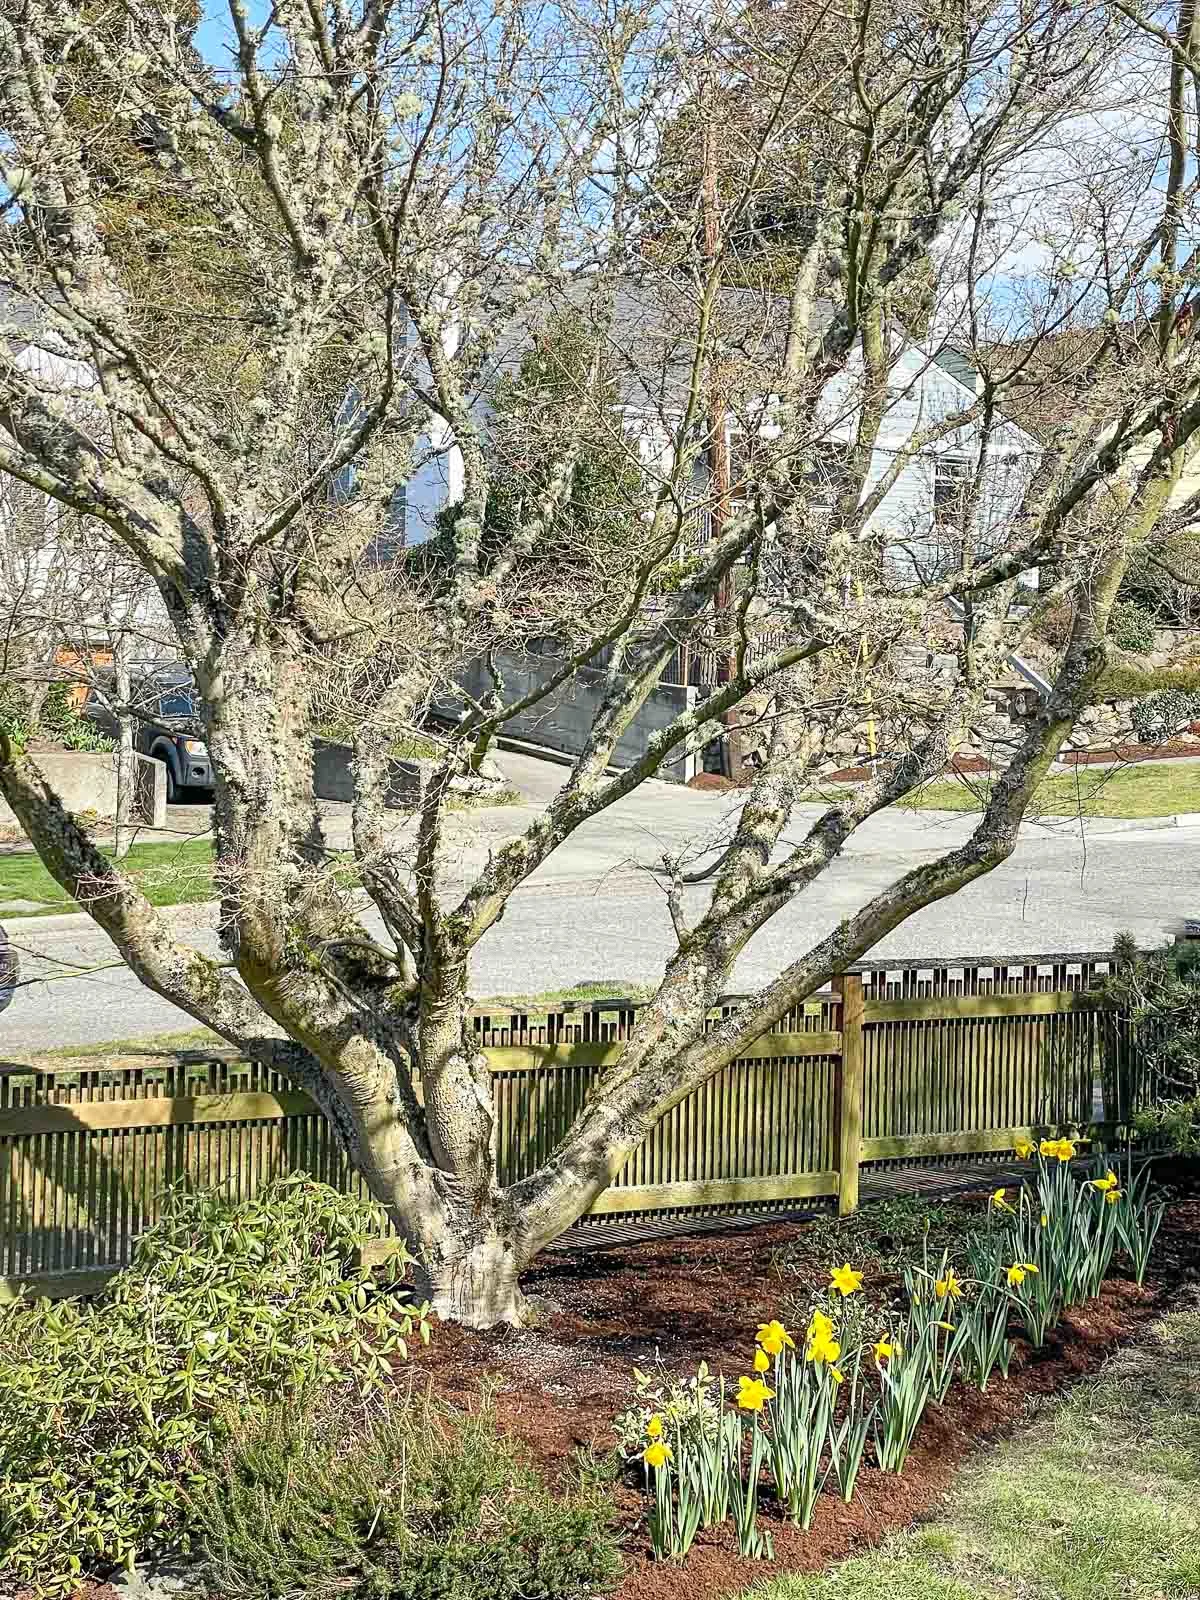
(407, 1180), (1200, 1600)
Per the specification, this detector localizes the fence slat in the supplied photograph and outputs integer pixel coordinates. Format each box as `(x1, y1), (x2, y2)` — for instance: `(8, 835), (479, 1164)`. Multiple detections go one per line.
(589, 1171), (840, 1214)
(835, 975), (865, 1217)
(865, 991), (1094, 1022)
(860, 1124), (1110, 1160)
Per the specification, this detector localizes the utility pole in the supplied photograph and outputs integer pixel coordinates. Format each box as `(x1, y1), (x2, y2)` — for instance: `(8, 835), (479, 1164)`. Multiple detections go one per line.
(700, 69), (744, 781)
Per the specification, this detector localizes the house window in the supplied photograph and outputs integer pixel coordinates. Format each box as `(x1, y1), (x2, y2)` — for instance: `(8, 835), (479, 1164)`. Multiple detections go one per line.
(808, 441), (855, 513)
(933, 456), (973, 526)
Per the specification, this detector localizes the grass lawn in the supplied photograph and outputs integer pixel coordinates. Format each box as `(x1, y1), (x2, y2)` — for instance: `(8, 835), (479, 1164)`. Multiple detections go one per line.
(744, 1300), (1200, 1600)
(477, 977), (654, 1010)
(39, 1026), (225, 1058)
(0, 837), (216, 915)
(899, 759), (1200, 818)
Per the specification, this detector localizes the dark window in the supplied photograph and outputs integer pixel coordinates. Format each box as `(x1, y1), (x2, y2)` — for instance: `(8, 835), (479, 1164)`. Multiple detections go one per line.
(156, 688), (195, 718)
(933, 456), (972, 525)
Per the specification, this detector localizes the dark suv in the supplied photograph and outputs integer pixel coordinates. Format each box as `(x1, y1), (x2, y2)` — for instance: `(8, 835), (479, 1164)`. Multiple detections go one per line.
(82, 668), (213, 802)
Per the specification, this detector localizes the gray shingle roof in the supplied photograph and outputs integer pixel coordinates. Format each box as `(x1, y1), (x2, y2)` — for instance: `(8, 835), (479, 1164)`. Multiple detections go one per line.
(469, 274), (835, 415)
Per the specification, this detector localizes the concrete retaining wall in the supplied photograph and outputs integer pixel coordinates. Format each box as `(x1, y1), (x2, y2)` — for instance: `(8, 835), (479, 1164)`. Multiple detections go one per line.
(311, 739), (423, 808)
(0, 750), (167, 831)
(455, 652), (701, 782)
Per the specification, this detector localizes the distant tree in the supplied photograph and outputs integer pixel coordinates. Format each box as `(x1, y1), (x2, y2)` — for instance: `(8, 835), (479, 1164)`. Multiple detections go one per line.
(641, 0), (938, 331)
(429, 311), (646, 611)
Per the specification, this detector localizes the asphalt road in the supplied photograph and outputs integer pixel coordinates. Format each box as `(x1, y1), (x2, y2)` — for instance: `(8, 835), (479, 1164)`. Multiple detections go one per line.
(3, 750), (1196, 1054)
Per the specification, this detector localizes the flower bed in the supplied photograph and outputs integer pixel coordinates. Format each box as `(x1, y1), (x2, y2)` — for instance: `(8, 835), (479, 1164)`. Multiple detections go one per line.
(615, 1145), (1164, 1570)
(409, 1156), (1200, 1600)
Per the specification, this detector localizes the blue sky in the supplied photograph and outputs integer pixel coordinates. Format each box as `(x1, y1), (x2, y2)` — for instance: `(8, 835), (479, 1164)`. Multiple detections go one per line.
(193, 2), (267, 67)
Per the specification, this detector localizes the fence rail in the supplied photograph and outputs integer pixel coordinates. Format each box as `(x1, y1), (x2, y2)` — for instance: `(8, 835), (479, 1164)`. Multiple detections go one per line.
(0, 951), (1140, 1300)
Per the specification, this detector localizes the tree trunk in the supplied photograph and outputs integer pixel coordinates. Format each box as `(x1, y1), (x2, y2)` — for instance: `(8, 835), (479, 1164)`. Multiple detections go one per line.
(411, 1215), (528, 1328)
(25, 675), (50, 733)
(112, 632), (136, 860)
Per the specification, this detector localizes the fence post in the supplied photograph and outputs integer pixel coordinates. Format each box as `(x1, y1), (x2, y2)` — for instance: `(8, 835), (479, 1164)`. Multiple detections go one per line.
(834, 973), (865, 1217)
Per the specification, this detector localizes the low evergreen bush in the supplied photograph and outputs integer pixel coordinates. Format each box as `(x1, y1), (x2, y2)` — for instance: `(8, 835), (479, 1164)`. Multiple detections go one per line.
(1098, 933), (1200, 1151)
(193, 1396), (621, 1600)
(0, 681), (114, 752)
(1130, 686), (1200, 743)
(0, 1178), (430, 1594)
(1107, 599), (1157, 654)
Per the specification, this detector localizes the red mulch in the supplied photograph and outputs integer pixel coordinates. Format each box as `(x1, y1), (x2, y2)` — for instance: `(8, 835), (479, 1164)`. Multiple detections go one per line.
(687, 773), (742, 792)
(1060, 740), (1200, 765)
(824, 755), (992, 784)
(39, 1182), (1200, 1600)
(405, 1188), (1200, 1600)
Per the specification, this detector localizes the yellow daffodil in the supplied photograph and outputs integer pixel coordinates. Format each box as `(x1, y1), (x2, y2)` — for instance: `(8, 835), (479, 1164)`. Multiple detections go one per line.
(1020, 1261), (1039, 1274)
(934, 1269), (963, 1300)
(806, 1331), (842, 1366)
(807, 1309), (834, 1341)
(736, 1375), (775, 1412)
(1105, 1187), (1122, 1205)
(991, 1187), (1014, 1213)
(935, 1321), (956, 1332)
(829, 1263), (864, 1297)
(753, 1348), (770, 1373)
(646, 1413), (664, 1439)
(1053, 1138), (1077, 1162)
(755, 1319), (795, 1357)
(1006, 1263), (1027, 1287)
(873, 1338), (896, 1362)
(643, 1439), (673, 1469)
(1040, 1211), (1049, 1227)
(1038, 1138), (1057, 1157)
(829, 1366), (845, 1385)
(1014, 1137), (1035, 1159)
(1092, 1170), (1118, 1193)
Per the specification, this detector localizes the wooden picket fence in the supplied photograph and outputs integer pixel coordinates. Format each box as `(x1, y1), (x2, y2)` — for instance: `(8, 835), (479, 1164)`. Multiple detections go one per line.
(0, 950), (1143, 1301)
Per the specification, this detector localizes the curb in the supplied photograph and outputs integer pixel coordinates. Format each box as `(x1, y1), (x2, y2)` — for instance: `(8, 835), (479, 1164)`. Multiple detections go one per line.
(3, 901), (221, 938)
(1026, 812), (1199, 839)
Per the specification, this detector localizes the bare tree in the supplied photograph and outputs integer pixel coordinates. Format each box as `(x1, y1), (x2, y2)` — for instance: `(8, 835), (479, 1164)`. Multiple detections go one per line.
(0, 478), (85, 729)
(0, 472), (169, 853)
(1, 0), (1198, 1326)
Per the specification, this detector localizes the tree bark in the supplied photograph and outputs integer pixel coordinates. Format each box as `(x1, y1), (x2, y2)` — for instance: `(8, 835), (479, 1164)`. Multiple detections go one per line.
(411, 1211), (528, 1327)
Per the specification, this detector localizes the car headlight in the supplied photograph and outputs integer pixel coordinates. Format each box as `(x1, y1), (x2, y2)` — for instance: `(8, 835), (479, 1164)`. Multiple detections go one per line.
(182, 739), (207, 756)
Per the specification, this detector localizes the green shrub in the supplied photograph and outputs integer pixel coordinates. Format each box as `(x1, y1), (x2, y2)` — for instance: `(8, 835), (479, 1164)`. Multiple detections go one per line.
(1134, 1095), (1200, 1154)
(1095, 933), (1200, 1141)
(193, 1395), (621, 1600)
(0, 681), (114, 753)
(1097, 660), (1200, 697)
(1108, 600), (1157, 654)
(0, 1178), (431, 1594)
(1130, 687), (1200, 744)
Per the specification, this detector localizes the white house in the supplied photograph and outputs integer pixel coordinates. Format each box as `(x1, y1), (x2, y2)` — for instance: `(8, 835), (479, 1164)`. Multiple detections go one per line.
(394, 280), (1042, 598)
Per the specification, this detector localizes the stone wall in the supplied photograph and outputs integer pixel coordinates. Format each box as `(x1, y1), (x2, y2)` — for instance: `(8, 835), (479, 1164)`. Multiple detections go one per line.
(311, 739), (508, 808)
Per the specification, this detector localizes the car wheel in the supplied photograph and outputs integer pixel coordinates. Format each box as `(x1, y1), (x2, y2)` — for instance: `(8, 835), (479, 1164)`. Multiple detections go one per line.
(157, 757), (178, 804)
(0, 923), (17, 1017)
